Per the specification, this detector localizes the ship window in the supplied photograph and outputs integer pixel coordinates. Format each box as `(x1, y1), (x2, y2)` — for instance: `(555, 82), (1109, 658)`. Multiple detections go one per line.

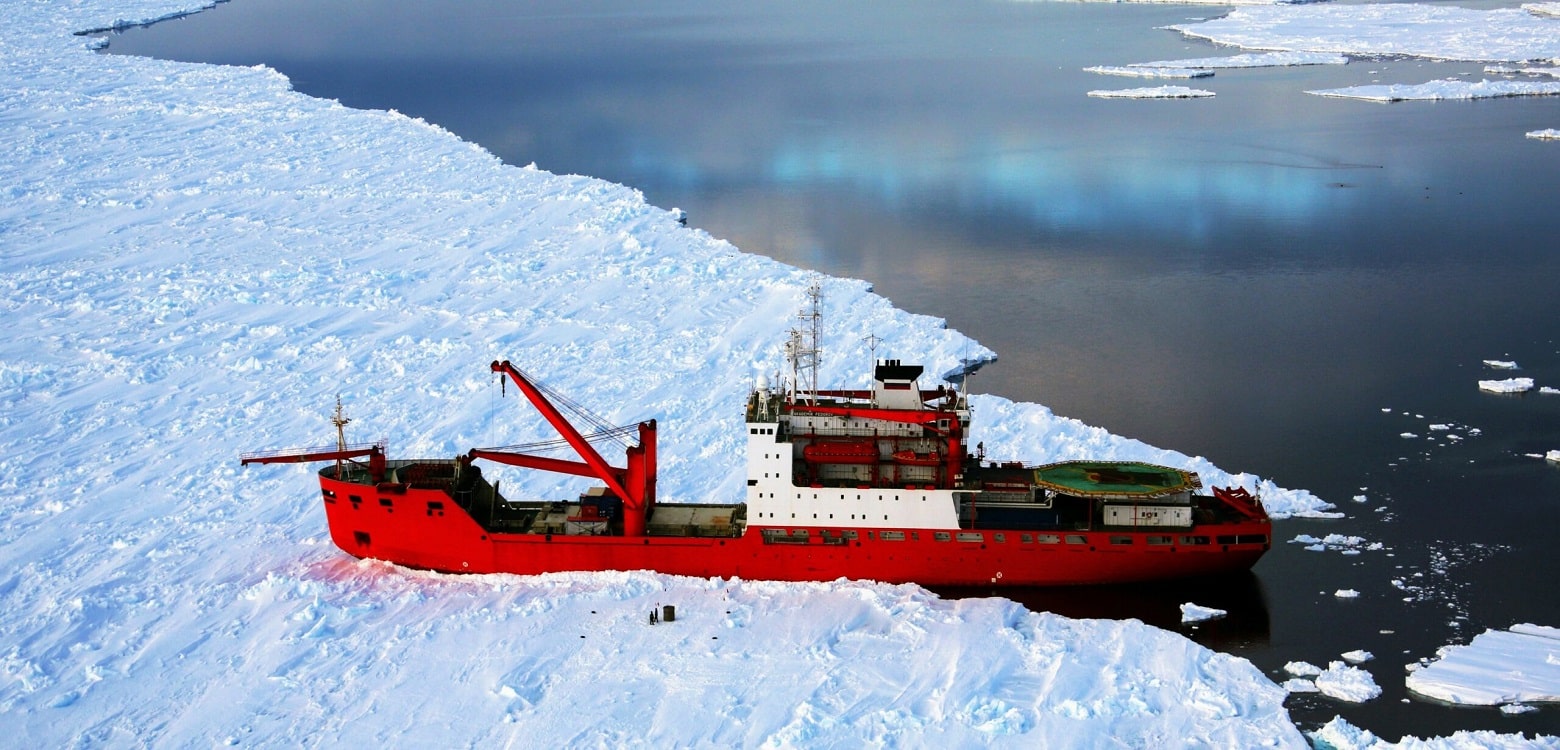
(427, 501), (444, 517)
(1065, 534), (1088, 545)
(1147, 535), (1173, 546)
(1020, 534), (1032, 544)
(912, 532), (920, 541)
(845, 530), (858, 540)
(934, 532), (951, 542)
(881, 531), (905, 541)
(956, 532), (983, 543)
(353, 531), (371, 547)
(1217, 535), (1238, 545)
(1238, 534), (1268, 545)
(349, 494), (363, 504)
(1109, 536), (1133, 545)
(792, 529), (808, 539)
(1181, 535), (1210, 546)
(1037, 534), (1060, 544)
(748, 479), (758, 486)
(994, 533), (1006, 543)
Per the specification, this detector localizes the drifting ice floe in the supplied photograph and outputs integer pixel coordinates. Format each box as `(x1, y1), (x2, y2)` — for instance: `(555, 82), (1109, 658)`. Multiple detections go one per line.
(1084, 65), (1213, 79)
(1180, 602), (1228, 623)
(1406, 624), (1560, 707)
(1483, 360), (1519, 369)
(1529, 129), (1560, 140)
(1478, 378), (1536, 393)
(1129, 51), (1348, 69)
(1309, 79), (1560, 102)
(1088, 86), (1215, 99)
(1171, 5), (1560, 63)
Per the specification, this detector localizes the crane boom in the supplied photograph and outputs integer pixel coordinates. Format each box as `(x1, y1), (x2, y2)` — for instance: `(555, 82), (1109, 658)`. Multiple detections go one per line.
(473, 361), (656, 537)
(240, 442), (387, 483)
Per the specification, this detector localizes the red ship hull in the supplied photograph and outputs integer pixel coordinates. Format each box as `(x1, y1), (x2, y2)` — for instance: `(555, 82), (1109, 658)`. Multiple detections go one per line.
(320, 474), (1269, 586)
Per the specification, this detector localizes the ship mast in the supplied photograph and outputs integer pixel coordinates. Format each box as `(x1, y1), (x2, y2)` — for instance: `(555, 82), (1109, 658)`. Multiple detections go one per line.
(331, 395), (351, 480)
(786, 281), (823, 404)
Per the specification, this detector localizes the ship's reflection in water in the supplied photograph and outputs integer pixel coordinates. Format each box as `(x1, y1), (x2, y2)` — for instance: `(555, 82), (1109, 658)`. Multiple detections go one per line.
(931, 571), (1271, 653)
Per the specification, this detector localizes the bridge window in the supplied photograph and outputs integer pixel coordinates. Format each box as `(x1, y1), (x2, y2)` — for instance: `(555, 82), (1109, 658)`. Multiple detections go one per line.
(934, 532), (951, 542)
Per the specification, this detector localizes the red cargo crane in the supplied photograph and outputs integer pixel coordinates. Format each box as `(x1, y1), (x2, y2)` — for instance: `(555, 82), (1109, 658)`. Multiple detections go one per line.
(467, 360), (657, 537)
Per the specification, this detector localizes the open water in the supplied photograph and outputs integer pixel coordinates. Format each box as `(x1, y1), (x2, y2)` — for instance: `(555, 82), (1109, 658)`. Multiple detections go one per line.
(100, 0), (1560, 738)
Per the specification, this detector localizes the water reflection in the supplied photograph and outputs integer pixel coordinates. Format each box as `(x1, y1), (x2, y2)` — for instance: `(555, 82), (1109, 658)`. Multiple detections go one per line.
(932, 571), (1271, 652)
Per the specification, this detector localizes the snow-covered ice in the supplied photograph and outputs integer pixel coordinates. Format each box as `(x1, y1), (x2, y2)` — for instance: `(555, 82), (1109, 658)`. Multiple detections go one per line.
(1087, 86), (1216, 99)
(1407, 624), (1560, 707)
(1479, 378), (1536, 393)
(1309, 79), (1560, 102)
(1530, 129), (1560, 140)
(1180, 602), (1228, 623)
(1342, 649), (1374, 664)
(1335, 589), (1360, 599)
(1171, 5), (1560, 63)
(1314, 661), (1382, 703)
(1311, 716), (1560, 750)
(1484, 360), (1520, 370)
(1084, 65), (1213, 79)
(1548, 450), (1560, 463)
(1129, 51), (1348, 69)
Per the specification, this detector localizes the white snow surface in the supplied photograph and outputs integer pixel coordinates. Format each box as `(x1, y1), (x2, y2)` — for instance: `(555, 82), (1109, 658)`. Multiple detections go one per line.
(1180, 602), (1228, 623)
(1087, 86), (1216, 98)
(1479, 378), (1537, 393)
(1485, 360), (1521, 369)
(1311, 716), (1560, 750)
(1314, 661), (1383, 703)
(1309, 79), (1560, 102)
(1406, 624), (1560, 707)
(1129, 51), (1348, 69)
(1548, 450), (1560, 463)
(1084, 65), (1214, 79)
(1171, 5), (1560, 63)
(1530, 129), (1560, 140)
(0, 1), (1353, 746)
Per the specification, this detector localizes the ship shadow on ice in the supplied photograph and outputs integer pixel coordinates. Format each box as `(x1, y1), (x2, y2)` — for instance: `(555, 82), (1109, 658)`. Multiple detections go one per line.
(930, 571), (1272, 650)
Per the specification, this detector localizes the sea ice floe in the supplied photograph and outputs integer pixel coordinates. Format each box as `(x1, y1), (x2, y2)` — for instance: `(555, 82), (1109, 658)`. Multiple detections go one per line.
(1479, 378), (1535, 393)
(1285, 661), (1324, 677)
(1087, 86), (1215, 99)
(1548, 450), (1560, 463)
(1334, 589), (1360, 599)
(1530, 129), (1560, 140)
(1483, 360), (1519, 369)
(1129, 51), (1347, 69)
(1314, 661), (1382, 703)
(1084, 65), (1213, 79)
(1406, 624), (1560, 707)
(1180, 602), (1228, 623)
(1342, 650), (1373, 664)
(1171, 5), (1560, 63)
(1309, 79), (1560, 102)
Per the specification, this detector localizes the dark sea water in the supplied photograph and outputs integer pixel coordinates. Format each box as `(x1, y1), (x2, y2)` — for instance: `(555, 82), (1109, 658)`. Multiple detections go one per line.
(99, 0), (1560, 738)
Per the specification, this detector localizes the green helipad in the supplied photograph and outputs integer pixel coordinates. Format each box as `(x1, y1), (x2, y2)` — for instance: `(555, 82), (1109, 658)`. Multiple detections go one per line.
(1031, 460), (1202, 499)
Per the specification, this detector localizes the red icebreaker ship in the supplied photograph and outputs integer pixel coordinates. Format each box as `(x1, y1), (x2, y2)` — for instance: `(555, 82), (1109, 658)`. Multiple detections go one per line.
(243, 296), (1270, 586)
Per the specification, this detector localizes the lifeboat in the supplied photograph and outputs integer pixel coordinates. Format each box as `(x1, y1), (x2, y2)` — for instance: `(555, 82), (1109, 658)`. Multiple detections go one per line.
(891, 449), (941, 466)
